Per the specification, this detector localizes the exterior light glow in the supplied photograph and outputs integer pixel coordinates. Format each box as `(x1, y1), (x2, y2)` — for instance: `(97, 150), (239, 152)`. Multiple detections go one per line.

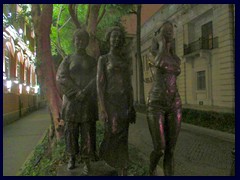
(6, 80), (12, 92)
(26, 86), (30, 94)
(19, 84), (22, 94)
(18, 28), (23, 35)
(34, 85), (39, 94)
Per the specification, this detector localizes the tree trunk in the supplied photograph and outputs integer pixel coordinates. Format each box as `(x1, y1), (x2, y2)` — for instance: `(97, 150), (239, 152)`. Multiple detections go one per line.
(31, 4), (63, 140)
(86, 4), (101, 59)
(136, 4), (145, 104)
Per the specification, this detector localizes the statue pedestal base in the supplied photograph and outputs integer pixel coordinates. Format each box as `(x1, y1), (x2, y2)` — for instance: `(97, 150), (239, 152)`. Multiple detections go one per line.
(57, 160), (117, 176)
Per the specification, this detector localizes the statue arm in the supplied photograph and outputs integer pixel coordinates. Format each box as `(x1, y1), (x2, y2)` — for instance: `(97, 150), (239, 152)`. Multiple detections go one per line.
(126, 67), (134, 107)
(56, 56), (79, 99)
(97, 56), (107, 112)
(126, 65), (136, 124)
(150, 37), (159, 57)
(151, 36), (165, 68)
(75, 58), (97, 101)
(80, 59), (97, 93)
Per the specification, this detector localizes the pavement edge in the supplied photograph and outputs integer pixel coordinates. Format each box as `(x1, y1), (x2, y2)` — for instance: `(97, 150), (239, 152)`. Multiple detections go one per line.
(16, 126), (50, 176)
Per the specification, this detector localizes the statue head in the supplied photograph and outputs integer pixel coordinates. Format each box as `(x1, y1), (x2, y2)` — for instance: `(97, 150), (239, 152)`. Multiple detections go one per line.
(105, 26), (125, 48)
(73, 28), (89, 50)
(161, 21), (174, 42)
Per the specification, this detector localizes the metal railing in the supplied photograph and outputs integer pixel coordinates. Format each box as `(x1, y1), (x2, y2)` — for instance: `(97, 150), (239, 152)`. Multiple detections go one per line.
(184, 37), (218, 55)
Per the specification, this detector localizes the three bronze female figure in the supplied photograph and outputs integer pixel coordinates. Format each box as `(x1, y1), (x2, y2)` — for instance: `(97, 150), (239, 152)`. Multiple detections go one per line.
(56, 21), (181, 176)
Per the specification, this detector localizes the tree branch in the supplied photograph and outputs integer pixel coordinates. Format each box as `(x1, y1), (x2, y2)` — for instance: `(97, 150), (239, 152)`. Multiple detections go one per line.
(51, 40), (66, 59)
(56, 5), (63, 54)
(97, 4), (106, 26)
(85, 4), (90, 25)
(31, 4), (41, 34)
(68, 4), (81, 28)
(58, 17), (71, 31)
(128, 10), (137, 14)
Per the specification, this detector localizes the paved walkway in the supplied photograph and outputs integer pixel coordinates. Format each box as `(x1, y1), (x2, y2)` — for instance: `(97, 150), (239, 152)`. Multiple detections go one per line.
(3, 108), (51, 176)
(128, 113), (235, 176)
(3, 109), (235, 176)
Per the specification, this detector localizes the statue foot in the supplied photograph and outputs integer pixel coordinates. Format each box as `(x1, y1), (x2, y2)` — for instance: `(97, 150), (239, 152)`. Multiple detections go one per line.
(93, 153), (100, 161)
(67, 156), (75, 170)
(149, 169), (157, 176)
(82, 161), (91, 175)
(90, 153), (99, 161)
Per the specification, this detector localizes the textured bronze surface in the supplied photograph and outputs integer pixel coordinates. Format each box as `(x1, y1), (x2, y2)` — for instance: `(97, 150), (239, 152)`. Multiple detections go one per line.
(56, 29), (98, 172)
(97, 27), (136, 176)
(147, 21), (182, 176)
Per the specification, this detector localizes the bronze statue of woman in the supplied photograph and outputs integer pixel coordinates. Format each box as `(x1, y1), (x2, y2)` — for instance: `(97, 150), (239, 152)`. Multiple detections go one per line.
(97, 26), (136, 176)
(147, 21), (182, 176)
(56, 29), (98, 174)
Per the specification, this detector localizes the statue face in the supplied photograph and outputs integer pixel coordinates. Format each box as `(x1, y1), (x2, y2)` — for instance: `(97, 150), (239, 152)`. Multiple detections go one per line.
(74, 35), (89, 50)
(162, 22), (174, 42)
(110, 30), (122, 48)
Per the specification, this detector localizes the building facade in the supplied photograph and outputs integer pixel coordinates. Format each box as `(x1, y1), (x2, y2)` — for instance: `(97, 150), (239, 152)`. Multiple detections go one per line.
(3, 4), (44, 125)
(132, 4), (235, 113)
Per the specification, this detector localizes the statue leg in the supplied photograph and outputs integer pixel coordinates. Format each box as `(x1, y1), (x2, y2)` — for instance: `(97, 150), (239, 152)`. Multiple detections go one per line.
(80, 122), (92, 175)
(89, 121), (99, 161)
(163, 98), (182, 176)
(117, 167), (128, 176)
(65, 122), (80, 170)
(147, 106), (165, 176)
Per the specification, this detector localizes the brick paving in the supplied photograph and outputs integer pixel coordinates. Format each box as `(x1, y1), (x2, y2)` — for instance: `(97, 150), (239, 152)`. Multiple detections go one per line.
(128, 113), (235, 176)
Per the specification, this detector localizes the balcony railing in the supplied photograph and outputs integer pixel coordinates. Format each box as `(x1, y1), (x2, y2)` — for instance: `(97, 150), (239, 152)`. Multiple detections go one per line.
(184, 37), (218, 55)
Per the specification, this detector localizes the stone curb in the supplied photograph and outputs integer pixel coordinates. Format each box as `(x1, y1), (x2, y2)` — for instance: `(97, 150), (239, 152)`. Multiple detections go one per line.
(181, 123), (235, 143)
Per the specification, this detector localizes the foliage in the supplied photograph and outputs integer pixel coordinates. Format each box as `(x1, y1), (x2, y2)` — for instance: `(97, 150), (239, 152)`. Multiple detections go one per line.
(19, 133), (67, 176)
(4, 4), (32, 26)
(50, 4), (134, 58)
(134, 106), (235, 134)
(182, 109), (235, 134)
(128, 144), (149, 176)
(51, 4), (76, 56)
(19, 134), (53, 176)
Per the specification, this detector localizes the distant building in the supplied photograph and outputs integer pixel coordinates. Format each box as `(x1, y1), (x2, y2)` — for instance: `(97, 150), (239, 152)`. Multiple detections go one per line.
(130, 4), (235, 113)
(3, 4), (45, 125)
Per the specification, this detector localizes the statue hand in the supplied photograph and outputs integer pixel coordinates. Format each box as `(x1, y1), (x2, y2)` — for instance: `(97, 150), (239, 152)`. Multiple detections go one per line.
(59, 119), (65, 126)
(56, 119), (65, 132)
(128, 106), (136, 124)
(76, 90), (87, 101)
(100, 110), (108, 123)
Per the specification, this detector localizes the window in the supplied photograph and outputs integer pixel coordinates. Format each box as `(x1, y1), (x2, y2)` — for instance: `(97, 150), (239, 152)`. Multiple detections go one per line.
(201, 21), (213, 49)
(30, 67), (32, 86)
(4, 49), (10, 79)
(197, 71), (206, 90)
(24, 67), (27, 85)
(17, 62), (20, 82)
